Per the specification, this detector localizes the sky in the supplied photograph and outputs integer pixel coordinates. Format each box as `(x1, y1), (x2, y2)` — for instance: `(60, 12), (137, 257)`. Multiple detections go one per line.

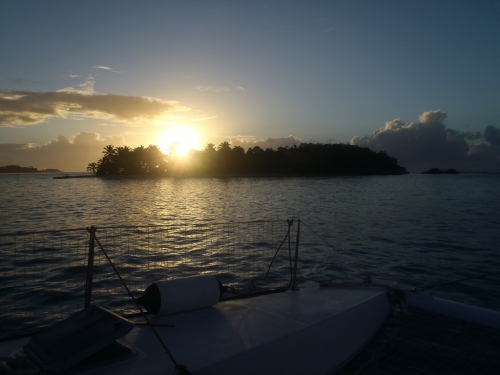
(1, 1), (499, 172)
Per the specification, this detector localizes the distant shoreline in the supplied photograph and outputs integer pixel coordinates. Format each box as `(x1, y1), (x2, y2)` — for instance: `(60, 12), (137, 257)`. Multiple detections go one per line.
(0, 165), (62, 173)
(0, 171), (63, 174)
(53, 175), (97, 179)
(421, 168), (459, 175)
(54, 171), (406, 180)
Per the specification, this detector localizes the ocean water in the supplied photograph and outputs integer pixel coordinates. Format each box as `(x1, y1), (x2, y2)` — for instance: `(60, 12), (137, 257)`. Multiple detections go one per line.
(1, 173), (500, 337)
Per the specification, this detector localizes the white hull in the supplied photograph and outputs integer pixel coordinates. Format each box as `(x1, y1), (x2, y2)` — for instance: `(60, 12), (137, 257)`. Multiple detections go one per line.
(2, 284), (500, 375)
(405, 291), (500, 330)
(1, 286), (391, 375)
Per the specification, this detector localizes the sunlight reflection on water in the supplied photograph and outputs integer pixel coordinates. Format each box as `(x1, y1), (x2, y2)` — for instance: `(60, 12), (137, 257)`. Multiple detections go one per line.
(1, 173), (500, 314)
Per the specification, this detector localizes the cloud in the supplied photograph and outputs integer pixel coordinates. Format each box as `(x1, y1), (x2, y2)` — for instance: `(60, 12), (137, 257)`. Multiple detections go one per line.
(463, 131), (482, 141)
(351, 110), (500, 172)
(467, 142), (500, 163)
(194, 86), (231, 93)
(194, 85), (246, 93)
(484, 125), (500, 146)
(0, 87), (189, 127)
(0, 132), (125, 171)
(418, 110), (448, 124)
(69, 74), (80, 78)
(230, 135), (302, 150)
(58, 77), (96, 95)
(93, 65), (122, 73)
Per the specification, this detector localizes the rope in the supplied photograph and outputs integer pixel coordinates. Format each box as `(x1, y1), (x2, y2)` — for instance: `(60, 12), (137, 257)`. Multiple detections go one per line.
(412, 270), (500, 292)
(251, 219), (294, 291)
(301, 220), (366, 277)
(87, 228), (191, 375)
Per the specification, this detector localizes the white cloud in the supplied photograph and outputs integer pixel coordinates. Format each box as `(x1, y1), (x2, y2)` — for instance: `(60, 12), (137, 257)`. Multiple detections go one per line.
(93, 65), (122, 73)
(236, 86), (245, 91)
(419, 110), (448, 124)
(58, 77), (95, 95)
(194, 86), (231, 93)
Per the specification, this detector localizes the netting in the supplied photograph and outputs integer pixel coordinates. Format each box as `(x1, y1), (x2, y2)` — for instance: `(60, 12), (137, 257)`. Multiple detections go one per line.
(88, 221), (296, 314)
(336, 306), (500, 375)
(2, 219), (499, 375)
(0, 229), (89, 339)
(0, 220), (296, 339)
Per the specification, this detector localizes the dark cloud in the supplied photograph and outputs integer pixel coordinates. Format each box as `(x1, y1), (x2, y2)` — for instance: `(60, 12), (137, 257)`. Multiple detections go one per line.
(467, 142), (500, 162)
(229, 135), (302, 150)
(0, 132), (125, 171)
(463, 131), (482, 141)
(351, 110), (500, 172)
(0, 90), (188, 127)
(484, 125), (500, 146)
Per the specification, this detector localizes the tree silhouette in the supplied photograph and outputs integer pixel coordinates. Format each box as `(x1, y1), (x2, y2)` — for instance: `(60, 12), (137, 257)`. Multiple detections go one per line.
(86, 162), (98, 174)
(89, 142), (407, 176)
(103, 145), (117, 158)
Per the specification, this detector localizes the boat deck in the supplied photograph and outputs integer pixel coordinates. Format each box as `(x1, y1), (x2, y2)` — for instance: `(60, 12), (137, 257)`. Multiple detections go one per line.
(2, 285), (500, 375)
(0, 286), (391, 375)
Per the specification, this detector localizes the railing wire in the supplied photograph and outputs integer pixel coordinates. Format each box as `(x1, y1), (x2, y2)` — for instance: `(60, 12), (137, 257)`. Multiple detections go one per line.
(0, 220), (295, 339)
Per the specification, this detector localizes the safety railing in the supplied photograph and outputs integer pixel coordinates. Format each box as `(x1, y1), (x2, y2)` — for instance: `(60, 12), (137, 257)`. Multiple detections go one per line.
(0, 220), (300, 339)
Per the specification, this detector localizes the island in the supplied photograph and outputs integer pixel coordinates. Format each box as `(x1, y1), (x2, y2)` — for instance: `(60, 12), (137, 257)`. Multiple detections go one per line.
(421, 168), (459, 174)
(87, 143), (408, 177)
(0, 165), (62, 173)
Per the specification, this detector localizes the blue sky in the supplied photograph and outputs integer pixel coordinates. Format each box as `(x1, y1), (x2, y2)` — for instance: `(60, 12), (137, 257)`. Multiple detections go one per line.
(1, 1), (499, 171)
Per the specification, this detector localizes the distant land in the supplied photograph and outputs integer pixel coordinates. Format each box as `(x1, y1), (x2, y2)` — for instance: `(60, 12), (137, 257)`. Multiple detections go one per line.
(0, 165), (62, 173)
(421, 168), (459, 175)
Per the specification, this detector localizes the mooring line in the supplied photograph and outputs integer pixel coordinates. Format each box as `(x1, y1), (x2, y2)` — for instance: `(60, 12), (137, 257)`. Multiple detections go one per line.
(251, 219), (294, 291)
(412, 270), (500, 292)
(301, 220), (366, 277)
(87, 227), (191, 375)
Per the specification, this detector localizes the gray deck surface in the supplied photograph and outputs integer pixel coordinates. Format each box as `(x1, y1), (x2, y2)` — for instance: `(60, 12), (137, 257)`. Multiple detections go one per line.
(0, 286), (390, 374)
(122, 286), (389, 374)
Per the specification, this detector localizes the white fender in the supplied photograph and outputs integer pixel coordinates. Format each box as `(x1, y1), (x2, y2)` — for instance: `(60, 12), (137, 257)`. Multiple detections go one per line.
(139, 275), (223, 315)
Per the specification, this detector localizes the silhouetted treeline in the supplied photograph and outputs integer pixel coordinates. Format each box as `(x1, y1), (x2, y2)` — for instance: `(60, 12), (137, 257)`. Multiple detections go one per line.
(0, 165), (61, 173)
(87, 145), (167, 175)
(89, 143), (407, 176)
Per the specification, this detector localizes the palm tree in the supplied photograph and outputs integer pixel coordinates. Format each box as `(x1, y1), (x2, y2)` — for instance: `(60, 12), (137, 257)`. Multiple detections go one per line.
(102, 145), (117, 158)
(204, 143), (216, 152)
(86, 162), (98, 174)
(114, 146), (132, 174)
(217, 142), (231, 152)
(116, 146), (132, 154)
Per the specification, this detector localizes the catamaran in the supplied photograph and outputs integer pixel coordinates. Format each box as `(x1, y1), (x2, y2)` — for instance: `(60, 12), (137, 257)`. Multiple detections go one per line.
(1, 220), (499, 374)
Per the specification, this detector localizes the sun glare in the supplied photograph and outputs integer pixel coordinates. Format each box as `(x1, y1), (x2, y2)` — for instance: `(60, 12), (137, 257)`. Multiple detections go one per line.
(158, 126), (201, 157)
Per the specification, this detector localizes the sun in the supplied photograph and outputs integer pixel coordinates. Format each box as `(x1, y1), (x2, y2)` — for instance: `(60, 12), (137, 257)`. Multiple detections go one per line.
(158, 126), (201, 157)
